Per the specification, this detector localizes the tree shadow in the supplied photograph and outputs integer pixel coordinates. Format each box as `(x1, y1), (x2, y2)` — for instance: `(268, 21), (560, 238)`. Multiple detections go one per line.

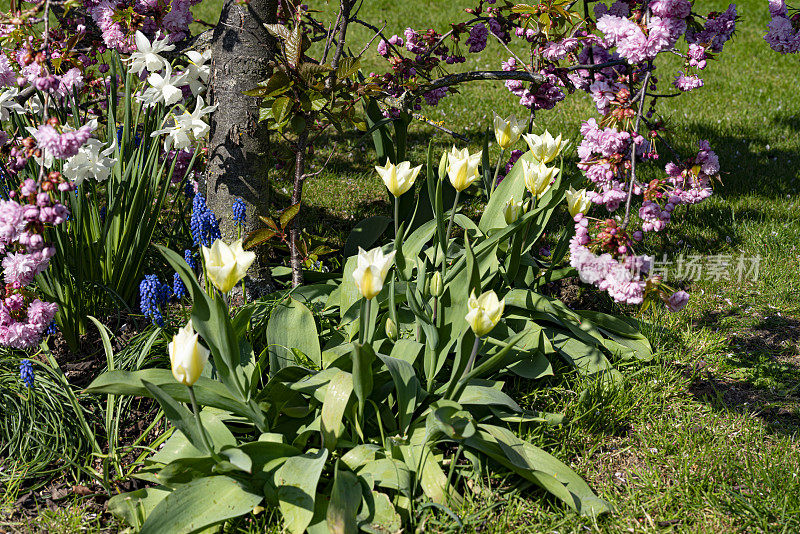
(685, 312), (800, 437)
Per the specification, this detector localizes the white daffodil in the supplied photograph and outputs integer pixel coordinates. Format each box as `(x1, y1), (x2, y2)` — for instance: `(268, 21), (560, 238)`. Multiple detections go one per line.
(168, 320), (210, 386)
(138, 63), (184, 107)
(503, 196), (524, 225)
(493, 112), (526, 150)
(202, 238), (256, 294)
(62, 137), (118, 185)
(446, 146), (482, 192)
(178, 96), (217, 138)
(522, 130), (569, 164)
(151, 98), (216, 151)
(522, 158), (559, 198)
(126, 31), (175, 75)
(352, 246), (396, 300)
(566, 187), (592, 218)
(465, 289), (504, 337)
(183, 50), (212, 96)
(0, 89), (25, 121)
(375, 159), (422, 197)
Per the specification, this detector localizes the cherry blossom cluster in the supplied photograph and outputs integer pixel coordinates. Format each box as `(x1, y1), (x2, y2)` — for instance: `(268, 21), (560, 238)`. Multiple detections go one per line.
(765, 0), (800, 54)
(0, 173), (72, 348)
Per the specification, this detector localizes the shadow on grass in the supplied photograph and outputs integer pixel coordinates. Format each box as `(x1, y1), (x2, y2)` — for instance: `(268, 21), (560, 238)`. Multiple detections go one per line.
(686, 311), (800, 436)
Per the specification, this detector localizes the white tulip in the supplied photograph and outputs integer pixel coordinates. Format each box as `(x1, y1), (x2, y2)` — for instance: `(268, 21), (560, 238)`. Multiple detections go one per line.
(493, 112), (526, 149)
(375, 159), (422, 197)
(168, 320), (210, 386)
(522, 158), (559, 199)
(522, 130), (569, 164)
(465, 289), (504, 337)
(352, 246), (396, 300)
(503, 196), (524, 225)
(446, 146), (482, 192)
(202, 238), (256, 294)
(566, 187), (592, 218)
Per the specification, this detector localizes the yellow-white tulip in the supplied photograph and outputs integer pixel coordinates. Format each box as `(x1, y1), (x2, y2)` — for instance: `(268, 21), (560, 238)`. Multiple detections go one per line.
(465, 289), (504, 337)
(503, 196), (524, 225)
(446, 146), (482, 192)
(522, 158), (559, 199)
(168, 321), (210, 386)
(493, 112), (527, 150)
(566, 187), (592, 218)
(522, 130), (569, 164)
(352, 246), (396, 300)
(202, 238), (256, 294)
(375, 159), (422, 197)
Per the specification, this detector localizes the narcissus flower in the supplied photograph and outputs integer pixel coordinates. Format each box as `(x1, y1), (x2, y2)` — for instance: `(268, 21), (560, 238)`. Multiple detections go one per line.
(522, 158), (559, 198)
(566, 187), (592, 218)
(522, 130), (569, 164)
(352, 246), (396, 300)
(503, 196), (524, 224)
(465, 289), (504, 337)
(126, 31), (174, 74)
(446, 146), (482, 192)
(168, 320), (209, 386)
(493, 112), (526, 149)
(202, 238), (256, 293)
(376, 159), (422, 197)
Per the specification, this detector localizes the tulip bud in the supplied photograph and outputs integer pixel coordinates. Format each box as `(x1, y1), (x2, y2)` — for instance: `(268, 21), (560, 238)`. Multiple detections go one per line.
(201, 238), (256, 294)
(503, 196), (524, 225)
(352, 246), (396, 300)
(168, 321), (210, 386)
(438, 151), (449, 181)
(465, 289), (504, 337)
(385, 317), (398, 340)
(429, 271), (443, 297)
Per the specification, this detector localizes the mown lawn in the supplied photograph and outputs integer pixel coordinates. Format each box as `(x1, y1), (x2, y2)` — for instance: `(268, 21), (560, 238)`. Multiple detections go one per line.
(4, 0), (799, 532)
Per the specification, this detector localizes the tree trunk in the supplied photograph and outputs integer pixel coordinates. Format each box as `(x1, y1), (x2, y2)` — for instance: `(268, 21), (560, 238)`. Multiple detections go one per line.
(206, 0), (277, 292)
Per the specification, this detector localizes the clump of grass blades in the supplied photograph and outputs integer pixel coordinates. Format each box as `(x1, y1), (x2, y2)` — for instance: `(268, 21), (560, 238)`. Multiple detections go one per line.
(0, 357), (101, 490)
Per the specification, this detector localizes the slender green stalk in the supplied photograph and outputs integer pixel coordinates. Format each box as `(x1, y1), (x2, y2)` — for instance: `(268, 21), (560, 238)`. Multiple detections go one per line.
(490, 148), (506, 197)
(442, 190), (461, 278)
(188, 385), (215, 457)
(462, 336), (482, 380)
(394, 196), (400, 238)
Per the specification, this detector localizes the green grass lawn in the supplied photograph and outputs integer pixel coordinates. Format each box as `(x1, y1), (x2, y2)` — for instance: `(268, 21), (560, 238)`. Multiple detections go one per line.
(3, 0), (799, 532)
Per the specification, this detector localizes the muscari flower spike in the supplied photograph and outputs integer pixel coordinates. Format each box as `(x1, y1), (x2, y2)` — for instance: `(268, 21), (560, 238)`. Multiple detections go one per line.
(232, 198), (246, 227)
(139, 274), (170, 326)
(20, 359), (34, 388)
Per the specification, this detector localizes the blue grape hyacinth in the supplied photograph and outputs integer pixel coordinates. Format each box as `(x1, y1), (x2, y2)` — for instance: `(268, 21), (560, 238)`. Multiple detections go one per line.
(173, 271), (187, 299)
(20, 359), (34, 388)
(184, 249), (197, 270)
(232, 198), (246, 227)
(190, 194), (221, 247)
(139, 274), (170, 326)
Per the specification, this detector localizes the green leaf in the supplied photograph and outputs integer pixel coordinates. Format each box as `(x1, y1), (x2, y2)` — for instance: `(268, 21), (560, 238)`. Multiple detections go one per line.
(357, 458), (412, 496)
(272, 96), (292, 124)
(351, 343), (375, 415)
(320, 370), (353, 451)
(376, 354), (420, 434)
(286, 25), (302, 68)
(142, 381), (209, 454)
(280, 202), (301, 229)
(86, 369), (250, 418)
(150, 410), (236, 464)
(108, 486), (170, 530)
(399, 426), (460, 506)
(268, 297), (322, 374)
(264, 23), (291, 40)
(359, 492), (402, 534)
(344, 216), (392, 258)
(327, 463), (361, 534)
(478, 150), (535, 233)
(139, 476), (263, 534)
(243, 228), (278, 249)
(277, 448), (329, 534)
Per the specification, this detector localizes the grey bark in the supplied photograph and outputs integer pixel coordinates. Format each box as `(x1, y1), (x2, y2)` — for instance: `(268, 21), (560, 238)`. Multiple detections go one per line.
(206, 0), (278, 289)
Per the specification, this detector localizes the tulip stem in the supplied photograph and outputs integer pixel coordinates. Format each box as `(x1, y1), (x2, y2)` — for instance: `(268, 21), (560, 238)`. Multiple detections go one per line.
(443, 190), (461, 275)
(394, 196), (399, 238)
(490, 148), (506, 197)
(462, 336), (482, 380)
(188, 385), (215, 457)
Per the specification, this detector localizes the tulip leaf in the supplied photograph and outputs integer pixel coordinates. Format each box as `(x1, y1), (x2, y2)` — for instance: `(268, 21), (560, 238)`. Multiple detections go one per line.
(267, 297), (321, 374)
(320, 370), (353, 451)
(108, 486), (171, 530)
(150, 410), (236, 465)
(376, 354), (420, 434)
(276, 448), (329, 534)
(327, 463), (362, 534)
(351, 343), (375, 416)
(399, 425), (461, 506)
(478, 151), (535, 233)
(142, 380), (209, 455)
(359, 491), (402, 533)
(139, 475), (263, 534)
(357, 458), (413, 496)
